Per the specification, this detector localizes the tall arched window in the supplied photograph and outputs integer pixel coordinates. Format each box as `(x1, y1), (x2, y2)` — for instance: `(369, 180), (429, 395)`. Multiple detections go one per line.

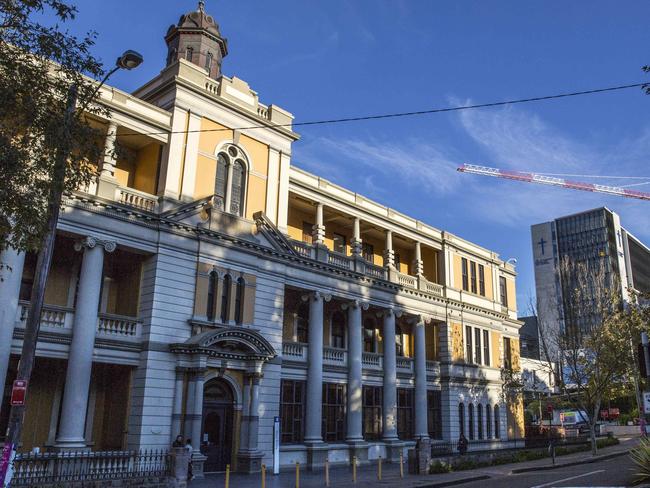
(458, 403), (465, 436)
(220, 274), (231, 323)
(396, 324), (404, 356)
(494, 405), (500, 439)
(331, 311), (346, 349)
(206, 270), (218, 321)
(363, 318), (376, 353)
(468, 404), (475, 440)
(477, 404), (484, 440)
(205, 52), (213, 71)
(185, 46), (194, 61)
(486, 404), (492, 438)
(234, 277), (245, 325)
(296, 302), (309, 343)
(230, 160), (246, 216)
(215, 145), (248, 216)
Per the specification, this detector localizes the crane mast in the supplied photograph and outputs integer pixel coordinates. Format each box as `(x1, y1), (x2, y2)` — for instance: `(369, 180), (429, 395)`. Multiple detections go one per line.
(457, 164), (650, 202)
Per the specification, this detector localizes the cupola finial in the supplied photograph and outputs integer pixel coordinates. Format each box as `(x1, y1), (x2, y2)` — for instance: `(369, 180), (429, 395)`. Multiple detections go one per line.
(198, 0), (205, 12)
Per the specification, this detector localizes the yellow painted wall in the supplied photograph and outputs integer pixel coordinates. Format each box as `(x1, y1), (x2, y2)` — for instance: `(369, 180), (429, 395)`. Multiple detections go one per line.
(393, 244), (413, 275)
(362, 234), (385, 266)
(510, 338), (521, 371)
(507, 394), (525, 439)
(425, 324), (439, 360)
(453, 254), (463, 289)
(287, 206), (314, 242)
(484, 266), (494, 300)
(195, 118), (232, 199)
(132, 143), (161, 195)
(506, 277), (517, 311)
(324, 222), (352, 255)
(491, 331), (502, 368)
(114, 157), (134, 188)
(451, 322), (464, 362)
(421, 247), (440, 283)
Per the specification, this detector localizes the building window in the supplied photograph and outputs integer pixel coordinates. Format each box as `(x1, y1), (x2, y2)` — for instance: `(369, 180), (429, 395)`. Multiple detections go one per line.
(296, 302), (309, 343)
(206, 270), (218, 321)
(333, 233), (346, 254)
(458, 403), (465, 436)
(220, 274), (231, 323)
(427, 390), (442, 440)
(470, 261), (477, 293)
(499, 276), (508, 307)
(478, 264), (485, 296)
(185, 46), (193, 61)
(215, 145), (248, 217)
(363, 386), (382, 441)
(483, 330), (490, 367)
(461, 258), (469, 291)
(322, 383), (346, 442)
(205, 52), (213, 71)
(468, 404), (475, 440)
(465, 325), (473, 363)
(302, 222), (313, 244)
(331, 311), (345, 348)
(504, 337), (512, 370)
(230, 160), (246, 216)
(397, 389), (414, 440)
(280, 380), (304, 443)
(362, 242), (374, 262)
(363, 318), (376, 353)
(494, 405), (500, 439)
(477, 404), (484, 440)
(396, 324), (404, 356)
(474, 328), (482, 365)
(486, 404), (492, 438)
(215, 153), (227, 207)
(394, 253), (401, 270)
(234, 277), (244, 325)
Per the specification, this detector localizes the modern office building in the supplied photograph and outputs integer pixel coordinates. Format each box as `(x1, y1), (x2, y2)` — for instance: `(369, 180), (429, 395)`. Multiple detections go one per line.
(532, 207), (650, 339)
(0, 2), (524, 476)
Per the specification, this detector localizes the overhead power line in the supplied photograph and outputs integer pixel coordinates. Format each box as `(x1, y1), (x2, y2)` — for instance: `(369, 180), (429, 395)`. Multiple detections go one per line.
(119, 81), (648, 138)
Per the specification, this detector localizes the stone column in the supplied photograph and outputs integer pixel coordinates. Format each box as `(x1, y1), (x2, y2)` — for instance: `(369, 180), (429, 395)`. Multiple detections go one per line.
(381, 308), (403, 461)
(238, 372), (264, 473)
(170, 369), (185, 443)
(190, 369), (207, 479)
(345, 300), (364, 443)
(414, 316), (429, 439)
(0, 247), (26, 399)
(304, 291), (329, 469)
(351, 217), (362, 256)
(312, 203), (326, 245)
(56, 237), (115, 449)
(413, 241), (424, 276)
(383, 230), (395, 268)
(97, 122), (119, 199)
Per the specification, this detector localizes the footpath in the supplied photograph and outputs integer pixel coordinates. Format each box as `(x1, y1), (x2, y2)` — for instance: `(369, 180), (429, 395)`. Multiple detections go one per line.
(191, 437), (637, 488)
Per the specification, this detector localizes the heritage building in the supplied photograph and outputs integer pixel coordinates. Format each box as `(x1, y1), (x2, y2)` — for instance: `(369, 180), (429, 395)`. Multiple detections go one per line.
(0, 3), (523, 475)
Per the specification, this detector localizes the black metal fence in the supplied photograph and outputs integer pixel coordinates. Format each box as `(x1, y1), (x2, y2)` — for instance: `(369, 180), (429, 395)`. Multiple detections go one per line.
(10, 449), (171, 486)
(430, 434), (596, 457)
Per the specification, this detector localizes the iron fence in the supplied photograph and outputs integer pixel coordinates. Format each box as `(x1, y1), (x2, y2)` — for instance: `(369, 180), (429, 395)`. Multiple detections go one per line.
(430, 434), (598, 457)
(11, 449), (170, 486)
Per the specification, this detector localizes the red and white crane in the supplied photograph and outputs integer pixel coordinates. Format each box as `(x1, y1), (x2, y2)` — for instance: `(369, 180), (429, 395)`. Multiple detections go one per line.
(457, 164), (650, 201)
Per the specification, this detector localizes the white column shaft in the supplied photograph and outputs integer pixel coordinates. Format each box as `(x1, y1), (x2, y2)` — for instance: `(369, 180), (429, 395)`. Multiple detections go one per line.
(414, 319), (429, 438)
(304, 293), (324, 443)
(170, 370), (185, 443)
(101, 122), (118, 178)
(0, 247), (25, 398)
(248, 378), (260, 450)
(382, 311), (398, 441)
(346, 303), (363, 442)
(313, 203), (325, 245)
(191, 371), (205, 453)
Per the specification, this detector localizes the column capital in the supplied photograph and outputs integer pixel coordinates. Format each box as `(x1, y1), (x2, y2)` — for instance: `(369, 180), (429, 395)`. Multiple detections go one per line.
(376, 307), (403, 319)
(406, 313), (433, 326)
(73, 236), (116, 253)
(301, 290), (331, 303)
(341, 299), (369, 311)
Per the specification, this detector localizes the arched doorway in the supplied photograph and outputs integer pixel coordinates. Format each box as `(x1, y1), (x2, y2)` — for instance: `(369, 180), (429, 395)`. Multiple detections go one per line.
(201, 379), (234, 472)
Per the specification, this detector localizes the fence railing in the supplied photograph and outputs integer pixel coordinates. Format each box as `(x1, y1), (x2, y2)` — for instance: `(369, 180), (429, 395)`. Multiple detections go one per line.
(11, 449), (170, 486)
(17, 301), (74, 330)
(430, 434), (598, 457)
(97, 313), (142, 338)
(117, 186), (159, 212)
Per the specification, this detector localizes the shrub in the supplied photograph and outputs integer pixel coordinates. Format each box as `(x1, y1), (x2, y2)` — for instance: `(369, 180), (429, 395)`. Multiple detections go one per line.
(630, 436), (650, 482)
(430, 460), (451, 474)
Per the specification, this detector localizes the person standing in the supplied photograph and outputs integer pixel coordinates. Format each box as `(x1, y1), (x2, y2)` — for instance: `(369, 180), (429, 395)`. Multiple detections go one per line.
(185, 438), (194, 480)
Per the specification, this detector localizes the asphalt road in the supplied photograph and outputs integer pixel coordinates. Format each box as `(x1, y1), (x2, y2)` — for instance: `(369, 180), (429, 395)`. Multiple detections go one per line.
(456, 454), (637, 488)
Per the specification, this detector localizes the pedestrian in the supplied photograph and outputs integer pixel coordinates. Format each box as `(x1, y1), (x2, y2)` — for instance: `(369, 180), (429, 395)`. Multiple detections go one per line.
(185, 438), (194, 480)
(172, 435), (183, 447)
(457, 433), (468, 455)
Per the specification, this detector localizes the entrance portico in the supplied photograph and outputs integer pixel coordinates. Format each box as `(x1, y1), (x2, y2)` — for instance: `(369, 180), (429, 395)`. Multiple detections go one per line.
(170, 327), (276, 476)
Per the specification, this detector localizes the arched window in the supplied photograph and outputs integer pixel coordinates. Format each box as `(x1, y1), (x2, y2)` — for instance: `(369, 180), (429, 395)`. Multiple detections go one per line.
(468, 404), (475, 440)
(458, 403), (465, 436)
(185, 46), (194, 61)
(214, 145), (248, 216)
(234, 277), (245, 325)
(363, 318), (376, 353)
(494, 405), (500, 439)
(230, 160), (246, 216)
(396, 324), (404, 356)
(477, 404), (484, 440)
(205, 52), (213, 71)
(331, 311), (345, 348)
(486, 404), (492, 438)
(220, 274), (231, 323)
(206, 270), (218, 321)
(296, 302), (309, 343)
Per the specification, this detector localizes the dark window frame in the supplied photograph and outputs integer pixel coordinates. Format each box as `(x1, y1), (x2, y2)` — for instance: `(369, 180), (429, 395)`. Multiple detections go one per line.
(331, 311), (346, 349)
(362, 386), (382, 441)
(474, 328), (482, 365)
(220, 274), (231, 323)
(280, 380), (305, 444)
(322, 383), (346, 442)
(459, 403), (465, 436)
(470, 261), (477, 293)
(478, 264), (485, 296)
(302, 221), (313, 244)
(483, 330), (490, 367)
(494, 405), (501, 439)
(427, 390), (442, 440)
(362, 242), (374, 262)
(465, 325), (473, 363)
(234, 277), (245, 325)
(206, 270), (218, 321)
(477, 404), (484, 440)
(397, 388), (414, 440)
(468, 404), (475, 440)
(499, 276), (508, 307)
(332, 233), (347, 254)
(461, 258), (469, 291)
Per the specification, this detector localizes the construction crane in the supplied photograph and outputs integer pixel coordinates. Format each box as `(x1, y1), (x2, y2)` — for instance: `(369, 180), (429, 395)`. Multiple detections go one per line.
(457, 164), (650, 201)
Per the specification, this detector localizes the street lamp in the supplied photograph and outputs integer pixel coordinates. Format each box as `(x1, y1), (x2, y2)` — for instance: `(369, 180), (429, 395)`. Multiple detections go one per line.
(85, 49), (144, 107)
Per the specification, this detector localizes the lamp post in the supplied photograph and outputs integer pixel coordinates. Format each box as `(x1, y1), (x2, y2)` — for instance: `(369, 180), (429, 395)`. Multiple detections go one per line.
(0, 50), (143, 486)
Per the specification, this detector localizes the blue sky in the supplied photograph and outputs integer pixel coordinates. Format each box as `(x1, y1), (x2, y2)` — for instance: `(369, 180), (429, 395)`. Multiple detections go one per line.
(54, 1), (650, 311)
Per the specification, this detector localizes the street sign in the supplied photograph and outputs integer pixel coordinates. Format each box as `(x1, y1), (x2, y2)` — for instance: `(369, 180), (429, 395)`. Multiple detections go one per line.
(10, 380), (27, 406)
(546, 403), (553, 414)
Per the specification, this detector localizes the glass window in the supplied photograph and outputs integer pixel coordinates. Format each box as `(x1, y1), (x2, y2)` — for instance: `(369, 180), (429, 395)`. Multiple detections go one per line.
(499, 276), (508, 307)
(468, 404), (475, 440)
(364, 318), (376, 353)
(322, 383), (346, 442)
(494, 405), (500, 439)
(478, 404), (484, 440)
(474, 328), (481, 365)
(333, 233), (346, 254)
(427, 390), (442, 440)
(461, 258), (469, 291)
(465, 325), (473, 363)
(363, 386), (382, 441)
(478, 264), (485, 296)
(185, 46), (193, 61)
(483, 330), (490, 366)
(296, 302), (309, 343)
(234, 277), (244, 325)
(362, 242), (374, 262)
(458, 403), (465, 436)
(486, 404), (492, 438)
(394, 253), (401, 269)
(396, 324), (404, 357)
(302, 222), (313, 244)
(331, 311), (345, 348)
(205, 52), (213, 71)
(206, 270), (218, 321)
(230, 160), (245, 216)
(280, 380), (304, 443)
(220, 274), (231, 323)
(215, 153), (228, 206)
(397, 389), (414, 440)
(504, 337), (512, 370)
(470, 262), (477, 293)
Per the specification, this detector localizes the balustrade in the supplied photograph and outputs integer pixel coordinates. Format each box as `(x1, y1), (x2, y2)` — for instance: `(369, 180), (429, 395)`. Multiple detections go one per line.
(118, 186), (158, 212)
(282, 342), (307, 361)
(361, 352), (382, 369)
(396, 356), (414, 372)
(290, 240), (313, 259)
(97, 313), (141, 337)
(396, 272), (417, 288)
(327, 251), (352, 269)
(323, 347), (346, 365)
(18, 301), (72, 329)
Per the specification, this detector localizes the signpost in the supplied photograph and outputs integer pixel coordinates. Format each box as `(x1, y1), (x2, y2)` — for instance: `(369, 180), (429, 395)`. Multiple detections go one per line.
(10, 380), (27, 407)
(273, 416), (280, 475)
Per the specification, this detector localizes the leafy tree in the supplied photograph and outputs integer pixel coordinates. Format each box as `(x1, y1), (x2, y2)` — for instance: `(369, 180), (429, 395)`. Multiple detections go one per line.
(0, 0), (107, 252)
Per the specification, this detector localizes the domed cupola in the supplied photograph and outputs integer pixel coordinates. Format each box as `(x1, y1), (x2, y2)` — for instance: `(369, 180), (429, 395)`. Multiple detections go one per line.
(165, 1), (228, 79)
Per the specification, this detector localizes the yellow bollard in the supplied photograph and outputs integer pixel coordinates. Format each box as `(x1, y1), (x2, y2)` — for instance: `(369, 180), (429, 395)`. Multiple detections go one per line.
(325, 459), (330, 487)
(261, 464), (266, 488)
(378, 456), (382, 481)
(225, 464), (231, 488)
(352, 455), (357, 484)
(296, 461), (300, 488)
(399, 452), (404, 479)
